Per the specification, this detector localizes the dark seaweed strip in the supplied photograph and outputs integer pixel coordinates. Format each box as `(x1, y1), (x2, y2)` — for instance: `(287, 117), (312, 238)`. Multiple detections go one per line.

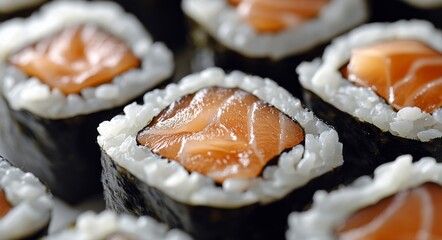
(303, 90), (442, 184)
(113, 0), (188, 51)
(0, 95), (105, 203)
(101, 149), (342, 240)
(369, 0), (442, 28)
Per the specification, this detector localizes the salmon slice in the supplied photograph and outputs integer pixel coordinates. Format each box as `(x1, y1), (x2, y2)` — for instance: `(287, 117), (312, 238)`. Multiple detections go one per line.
(228, 0), (329, 32)
(336, 183), (442, 240)
(342, 40), (442, 113)
(8, 25), (140, 95)
(137, 87), (304, 183)
(0, 189), (12, 218)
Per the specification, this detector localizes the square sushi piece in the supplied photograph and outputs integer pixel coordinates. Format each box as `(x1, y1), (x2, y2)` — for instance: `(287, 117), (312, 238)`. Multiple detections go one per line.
(46, 210), (192, 240)
(0, 155), (53, 239)
(287, 154), (442, 239)
(182, 0), (368, 98)
(0, 0), (174, 203)
(297, 20), (442, 181)
(98, 68), (343, 239)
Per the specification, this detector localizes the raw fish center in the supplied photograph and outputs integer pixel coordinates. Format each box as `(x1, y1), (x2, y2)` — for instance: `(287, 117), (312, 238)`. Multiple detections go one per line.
(8, 25), (140, 95)
(137, 87), (304, 183)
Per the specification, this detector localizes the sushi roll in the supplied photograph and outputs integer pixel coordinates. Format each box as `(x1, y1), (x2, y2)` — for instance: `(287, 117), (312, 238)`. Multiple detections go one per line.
(0, 155), (53, 239)
(0, 0), (174, 203)
(46, 210), (192, 240)
(98, 68), (343, 239)
(182, 0), (368, 97)
(298, 20), (442, 180)
(0, 0), (46, 22)
(287, 154), (442, 239)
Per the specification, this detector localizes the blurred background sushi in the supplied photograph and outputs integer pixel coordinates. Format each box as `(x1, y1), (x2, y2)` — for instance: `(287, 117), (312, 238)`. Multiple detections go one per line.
(297, 20), (442, 181)
(0, 155), (53, 239)
(182, 0), (368, 98)
(0, 0), (173, 203)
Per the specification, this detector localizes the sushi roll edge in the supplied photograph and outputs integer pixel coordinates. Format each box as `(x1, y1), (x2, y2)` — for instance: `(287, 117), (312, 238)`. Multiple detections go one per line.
(46, 210), (192, 240)
(182, 0), (368, 60)
(297, 19), (442, 142)
(286, 154), (442, 239)
(0, 156), (53, 239)
(97, 67), (343, 208)
(0, 0), (174, 119)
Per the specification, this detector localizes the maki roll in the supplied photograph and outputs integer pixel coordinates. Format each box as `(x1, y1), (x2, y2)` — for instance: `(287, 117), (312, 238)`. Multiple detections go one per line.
(287, 154), (442, 239)
(182, 0), (368, 97)
(0, 155), (53, 239)
(0, 0), (46, 21)
(99, 68), (343, 239)
(46, 210), (192, 240)
(298, 20), (442, 180)
(0, 0), (173, 203)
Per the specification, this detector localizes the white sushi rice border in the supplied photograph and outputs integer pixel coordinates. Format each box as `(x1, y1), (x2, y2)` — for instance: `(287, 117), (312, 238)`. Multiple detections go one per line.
(97, 68), (343, 207)
(298, 20), (442, 142)
(286, 154), (442, 240)
(0, 0), (45, 14)
(0, 0), (173, 119)
(46, 210), (192, 240)
(182, 0), (368, 60)
(0, 158), (53, 239)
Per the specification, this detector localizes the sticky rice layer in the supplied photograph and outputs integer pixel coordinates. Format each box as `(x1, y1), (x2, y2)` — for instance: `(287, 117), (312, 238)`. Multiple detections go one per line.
(46, 210), (192, 240)
(182, 0), (367, 60)
(0, 0), (173, 119)
(97, 68), (343, 207)
(0, 157), (52, 239)
(286, 155), (442, 240)
(297, 20), (442, 142)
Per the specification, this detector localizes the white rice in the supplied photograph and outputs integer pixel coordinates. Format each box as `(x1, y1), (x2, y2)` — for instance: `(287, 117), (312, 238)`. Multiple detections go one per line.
(182, 0), (367, 60)
(46, 210), (192, 240)
(0, 0), (44, 14)
(402, 0), (442, 8)
(297, 20), (442, 142)
(0, 0), (173, 119)
(286, 155), (442, 240)
(97, 68), (343, 208)
(0, 158), (53, 239)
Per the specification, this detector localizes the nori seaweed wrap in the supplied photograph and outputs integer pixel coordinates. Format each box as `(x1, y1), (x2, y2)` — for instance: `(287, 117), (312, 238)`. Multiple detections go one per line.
(46, 210), (192, 240)
(182, 0), (368, 98)
(113, 0), (188, 50)
(0, 0), (173, 203)
(98, 68), (343, 239)
(297, 20), (442, 181)
(0, 155), (53, 239)
(287, 155), (442, 239)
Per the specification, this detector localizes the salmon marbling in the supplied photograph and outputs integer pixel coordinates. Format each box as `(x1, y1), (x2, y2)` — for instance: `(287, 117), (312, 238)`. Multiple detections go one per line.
(137, 87), (304, 183)
(342, 40), (442, 113)
(9, 25), (140, 95)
